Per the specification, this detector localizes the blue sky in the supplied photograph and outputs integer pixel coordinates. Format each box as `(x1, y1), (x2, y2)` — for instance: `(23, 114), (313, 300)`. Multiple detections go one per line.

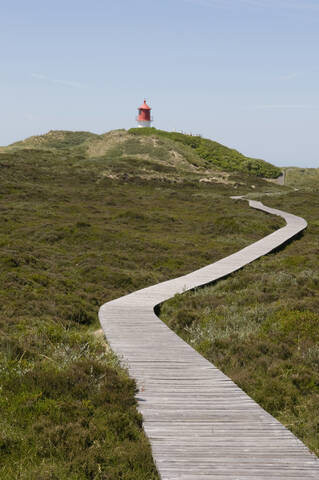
(1, 0), (319, 167)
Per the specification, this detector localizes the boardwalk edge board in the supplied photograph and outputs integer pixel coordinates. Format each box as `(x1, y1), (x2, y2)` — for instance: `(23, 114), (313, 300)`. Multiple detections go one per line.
(99, 199), (319, 479)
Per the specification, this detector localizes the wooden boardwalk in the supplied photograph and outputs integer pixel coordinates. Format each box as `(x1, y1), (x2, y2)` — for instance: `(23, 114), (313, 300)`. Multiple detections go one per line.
(99, 199), (319, 479)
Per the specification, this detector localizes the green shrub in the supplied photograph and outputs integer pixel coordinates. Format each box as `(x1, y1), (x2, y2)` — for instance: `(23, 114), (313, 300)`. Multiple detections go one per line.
(129, 128), (282, 178)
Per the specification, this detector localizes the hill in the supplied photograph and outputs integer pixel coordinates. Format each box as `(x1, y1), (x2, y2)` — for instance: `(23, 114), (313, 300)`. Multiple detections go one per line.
(5, 127), (282, 179)
(283, 167), (319, 190)
(9, 130), (100, 150)
(129, 127), (282, 178)
(2, 129), (317, 477)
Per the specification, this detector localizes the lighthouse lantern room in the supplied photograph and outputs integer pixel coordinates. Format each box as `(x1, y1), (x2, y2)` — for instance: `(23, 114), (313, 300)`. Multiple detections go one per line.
(137, 99), (152, 128)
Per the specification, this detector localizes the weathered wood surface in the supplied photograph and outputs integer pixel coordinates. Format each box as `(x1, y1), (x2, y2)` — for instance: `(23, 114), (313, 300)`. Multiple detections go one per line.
(99, 199), (319, 479)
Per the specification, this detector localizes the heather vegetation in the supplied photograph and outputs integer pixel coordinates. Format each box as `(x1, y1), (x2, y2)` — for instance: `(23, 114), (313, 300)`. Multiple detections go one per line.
(129, 127), (282, 178)
(0, 132), (284, 479)
(161, 191), (319, 457)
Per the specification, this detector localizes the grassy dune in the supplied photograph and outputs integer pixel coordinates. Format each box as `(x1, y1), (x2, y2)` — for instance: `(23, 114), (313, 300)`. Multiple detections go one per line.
(0, 130), (284, 478)
(129, 127), (282, 178)
(283, 167), (319, 190)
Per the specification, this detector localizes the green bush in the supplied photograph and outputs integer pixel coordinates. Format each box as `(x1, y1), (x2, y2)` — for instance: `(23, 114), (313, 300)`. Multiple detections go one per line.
(129, 128), (282, 178)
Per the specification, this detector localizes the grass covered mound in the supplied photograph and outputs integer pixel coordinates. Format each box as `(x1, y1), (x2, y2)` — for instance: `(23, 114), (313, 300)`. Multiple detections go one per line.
(10, 130), (100, 150)
(0, 135), (283, 478)
(129, 127), (282, 179)
(161, 191), (319, 457)
(284, 167), (319, 190)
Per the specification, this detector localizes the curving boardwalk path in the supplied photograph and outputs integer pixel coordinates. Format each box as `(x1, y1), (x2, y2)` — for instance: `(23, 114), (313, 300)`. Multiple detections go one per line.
(99, 199), (319, 479)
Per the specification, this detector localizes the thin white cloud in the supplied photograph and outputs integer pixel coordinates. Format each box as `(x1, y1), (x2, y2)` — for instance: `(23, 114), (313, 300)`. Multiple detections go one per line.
(245, 104), (318, 110)
(24, 113), (35, 121)
(32, 73), (46, 80)
(241, 0), (319, 9)
(278, 72), (301, 80)
(31, 73), (84, 88)
(182, 0), (319, 10)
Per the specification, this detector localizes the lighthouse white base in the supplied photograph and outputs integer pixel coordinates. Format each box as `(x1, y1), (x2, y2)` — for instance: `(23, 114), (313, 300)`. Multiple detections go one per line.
(138, 120), (152, 128)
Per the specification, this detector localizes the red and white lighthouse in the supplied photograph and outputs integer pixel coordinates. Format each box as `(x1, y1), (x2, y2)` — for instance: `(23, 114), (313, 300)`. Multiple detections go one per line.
(137, 99), (152, 128)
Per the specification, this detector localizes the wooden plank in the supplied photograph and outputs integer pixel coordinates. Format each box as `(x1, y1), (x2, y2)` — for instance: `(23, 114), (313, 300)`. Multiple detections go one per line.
(99, 199), (319, 479)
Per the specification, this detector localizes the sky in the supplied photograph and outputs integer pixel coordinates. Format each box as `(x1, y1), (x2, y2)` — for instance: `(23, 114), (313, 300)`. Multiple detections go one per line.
(1, 0), (319, 167)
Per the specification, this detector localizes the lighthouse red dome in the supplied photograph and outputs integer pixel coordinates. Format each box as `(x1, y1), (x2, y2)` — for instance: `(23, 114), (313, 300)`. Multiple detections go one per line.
(137, 99), (152, 127)
(139, 99), (151, 111)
